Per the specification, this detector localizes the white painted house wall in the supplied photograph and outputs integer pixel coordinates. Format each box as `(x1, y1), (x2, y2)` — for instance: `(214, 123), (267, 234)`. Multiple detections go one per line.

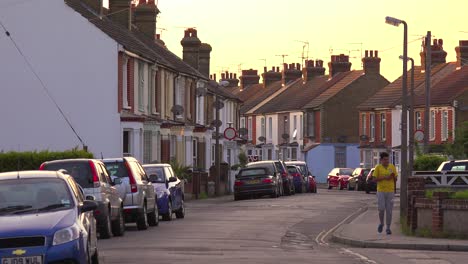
(0, 0), (121, 157)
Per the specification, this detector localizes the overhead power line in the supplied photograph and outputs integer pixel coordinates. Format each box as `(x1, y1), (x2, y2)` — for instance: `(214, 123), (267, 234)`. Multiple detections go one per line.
(0, 19), (86, 148)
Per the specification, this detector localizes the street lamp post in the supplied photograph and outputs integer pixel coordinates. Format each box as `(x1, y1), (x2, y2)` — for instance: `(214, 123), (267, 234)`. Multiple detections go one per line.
(400, 56), (415, 174)
(386, 16), (408, 219)
(213, 80), (230, 196)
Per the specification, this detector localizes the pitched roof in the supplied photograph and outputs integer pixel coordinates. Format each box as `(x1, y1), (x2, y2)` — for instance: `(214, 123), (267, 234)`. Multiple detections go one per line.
(65, 0), (205, 79)
(303, 71), (364, 109)
(358, 63), (456, 110)
(414, 66), (468, 106)
(207, 81), (241, 101)
(236, 81), (283, 114)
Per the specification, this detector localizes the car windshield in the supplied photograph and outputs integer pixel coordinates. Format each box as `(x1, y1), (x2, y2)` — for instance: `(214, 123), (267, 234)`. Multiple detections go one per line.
(104, 162), (129, 178)
(143, 166), (165, 183)
(339, 169), (353, 175)
(0, 178), (74, 215)
(246, 163), (275, 175)
(43, 161), (93, 188)
(238, 168), (267, 177)
(439, 162), (468, 171)
(287, 166), (297, 173)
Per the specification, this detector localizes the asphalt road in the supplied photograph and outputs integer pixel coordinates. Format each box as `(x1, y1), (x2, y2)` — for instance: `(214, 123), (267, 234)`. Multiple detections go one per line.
(98, 190), (468, 264)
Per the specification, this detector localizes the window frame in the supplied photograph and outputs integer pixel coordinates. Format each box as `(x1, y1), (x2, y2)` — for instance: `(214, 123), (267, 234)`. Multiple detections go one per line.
(370, 113), (375, 142)
(138, 61), (145, 112)
(430, 110), (436, 141)
(442, 110), (448, 141)
(380, 113), (386, 141)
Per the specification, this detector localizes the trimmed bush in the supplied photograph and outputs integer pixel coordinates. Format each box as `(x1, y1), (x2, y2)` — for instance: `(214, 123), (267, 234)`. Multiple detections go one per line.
(0, 150), (93, 172)
(413, 154), (446, 171)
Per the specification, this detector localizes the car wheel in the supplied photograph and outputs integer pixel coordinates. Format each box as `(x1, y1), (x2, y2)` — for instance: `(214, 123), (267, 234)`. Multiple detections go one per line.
(99, 210), (113, 239)
(365, 185), (370, 194)
(234, 194), (241, 201)
(327, 181), (332, 189)
(162, 200), (173, 221)
(355, 182), (360, 191)
(136, 204), (149, 230)
(314, 186), (318, 193)
(175, 200), (185, 219)
(111, 207), (125, 237)
(148, 200), (159, 226)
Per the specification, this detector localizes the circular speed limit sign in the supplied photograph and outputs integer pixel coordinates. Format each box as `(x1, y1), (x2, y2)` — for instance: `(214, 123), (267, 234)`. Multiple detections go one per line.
(414, 130), (425, 143)
(223, 127), (237, 141)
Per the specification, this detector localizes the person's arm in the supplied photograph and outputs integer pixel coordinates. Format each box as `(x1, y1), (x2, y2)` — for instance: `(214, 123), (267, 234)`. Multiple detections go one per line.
(373, 167), (384, 182)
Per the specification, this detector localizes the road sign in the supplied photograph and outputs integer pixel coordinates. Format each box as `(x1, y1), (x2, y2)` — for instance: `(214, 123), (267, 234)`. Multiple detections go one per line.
(414, 130), (424, 143)
(248, 155), (259, 163)
(223, 127), (237, 141)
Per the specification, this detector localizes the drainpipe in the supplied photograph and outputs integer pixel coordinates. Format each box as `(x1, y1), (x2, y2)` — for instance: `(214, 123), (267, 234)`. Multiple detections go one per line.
(173, 72), (180, 121)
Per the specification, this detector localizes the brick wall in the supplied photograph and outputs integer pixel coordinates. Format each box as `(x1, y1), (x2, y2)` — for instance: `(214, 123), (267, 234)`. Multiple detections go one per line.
(161, 138), (170, 163)
(128, 57), (135, 111)
(315, 111), (321, 142)
(118, 53), (123, 112)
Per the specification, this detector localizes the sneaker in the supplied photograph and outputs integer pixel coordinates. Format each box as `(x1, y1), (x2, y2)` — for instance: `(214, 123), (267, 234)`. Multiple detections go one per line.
(378, 224), (383, 233)
(386, 229), (392, 235)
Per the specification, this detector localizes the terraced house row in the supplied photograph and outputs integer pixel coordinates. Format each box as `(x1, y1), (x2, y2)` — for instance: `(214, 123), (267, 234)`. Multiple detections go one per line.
(0, 0), (242, 171)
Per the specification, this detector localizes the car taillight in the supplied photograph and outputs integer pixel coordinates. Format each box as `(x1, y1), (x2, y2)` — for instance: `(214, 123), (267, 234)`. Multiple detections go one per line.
(234, 180), (243, 186)
(293, 173), (301, 178)
(89, 161), (100, 188)
(262, 178), (273, 184)
(39, 163), (45, 170)
(125, 161), (138, 193)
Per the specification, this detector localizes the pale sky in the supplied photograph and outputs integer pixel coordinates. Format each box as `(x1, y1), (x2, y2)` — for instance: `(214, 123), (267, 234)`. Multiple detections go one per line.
(113, 0), (467, 82)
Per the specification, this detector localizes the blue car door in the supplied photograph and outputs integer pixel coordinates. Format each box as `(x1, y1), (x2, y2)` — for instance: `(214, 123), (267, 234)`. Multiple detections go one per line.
(167, 167), (182, 210)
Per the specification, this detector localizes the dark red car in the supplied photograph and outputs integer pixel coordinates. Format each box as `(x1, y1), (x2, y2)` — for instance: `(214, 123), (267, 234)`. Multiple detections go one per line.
(327, 168), (353, 190)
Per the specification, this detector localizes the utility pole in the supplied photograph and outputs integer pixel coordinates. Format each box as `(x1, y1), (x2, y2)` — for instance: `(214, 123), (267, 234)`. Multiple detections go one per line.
(400, 20), (409, 218)
(215, 94), (220, 196)
(424, 31), (431, 153)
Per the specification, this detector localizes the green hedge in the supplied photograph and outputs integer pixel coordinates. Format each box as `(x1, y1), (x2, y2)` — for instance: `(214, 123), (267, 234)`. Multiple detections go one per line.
(0, 150), (93, 173)
(413, 154), (446, 171)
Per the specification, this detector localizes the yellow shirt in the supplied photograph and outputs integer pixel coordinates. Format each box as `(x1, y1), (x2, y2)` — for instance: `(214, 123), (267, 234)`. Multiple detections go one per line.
(373, 164), (398, 192)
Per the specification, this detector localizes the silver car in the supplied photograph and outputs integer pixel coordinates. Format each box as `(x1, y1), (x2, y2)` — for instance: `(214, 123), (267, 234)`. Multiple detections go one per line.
(40, 159), (125, 238)
(103, 157), (158, 230)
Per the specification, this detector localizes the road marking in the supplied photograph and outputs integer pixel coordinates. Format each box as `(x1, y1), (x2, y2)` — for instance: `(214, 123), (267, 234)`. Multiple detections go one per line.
(317, 206), (367, 246)
(341, 248), (378, 264)
(315, 230), (325, 245)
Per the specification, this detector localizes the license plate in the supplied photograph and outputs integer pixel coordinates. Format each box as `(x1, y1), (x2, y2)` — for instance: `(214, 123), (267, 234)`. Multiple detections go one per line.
(246, 180), (260, 185)
(2, 256), (42, 264)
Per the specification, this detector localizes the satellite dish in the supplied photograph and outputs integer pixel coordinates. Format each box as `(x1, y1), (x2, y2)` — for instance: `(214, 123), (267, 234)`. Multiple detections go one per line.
(210, 120), (222, 128)
(282, 133), (290, 140)
(292, 129), (297, 139)
(171, 105), (184, 115)
(213, 100), (224, 109)
(219, 80), (230, 87)
(196, 87), (207, 97)
(258, 136), (266, 142)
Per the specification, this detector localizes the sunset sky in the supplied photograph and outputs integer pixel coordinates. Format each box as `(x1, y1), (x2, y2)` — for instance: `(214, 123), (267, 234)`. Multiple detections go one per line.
(115, 0), (467, 82)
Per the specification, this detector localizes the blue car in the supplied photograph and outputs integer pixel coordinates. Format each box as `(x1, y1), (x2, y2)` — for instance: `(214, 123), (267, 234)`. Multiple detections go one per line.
(142, 164), (185, 221)
(0, 171), (99, 264)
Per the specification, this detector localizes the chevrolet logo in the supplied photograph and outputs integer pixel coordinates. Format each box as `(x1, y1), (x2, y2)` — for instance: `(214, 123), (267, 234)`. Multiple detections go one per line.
(12, 249), (26, 256)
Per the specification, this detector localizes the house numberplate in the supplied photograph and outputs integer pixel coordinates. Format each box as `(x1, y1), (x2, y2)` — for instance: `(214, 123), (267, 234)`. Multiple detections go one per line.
(2, 256), (43, 264)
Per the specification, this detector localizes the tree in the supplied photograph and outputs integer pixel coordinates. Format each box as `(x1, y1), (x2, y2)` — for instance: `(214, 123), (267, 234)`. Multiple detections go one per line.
(445, 121), (468, 159)
(238, 151), (248, 168)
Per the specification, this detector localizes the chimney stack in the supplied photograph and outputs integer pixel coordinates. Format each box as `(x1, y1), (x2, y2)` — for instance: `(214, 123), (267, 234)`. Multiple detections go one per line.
(181, 28), (202, 74)
(262, 66), (282, 88)
(133, 0), (159, 38)
(328, 54), (352, 77)
(455, 40), (468, 68)
(362, 50), (381, 75)
(282, 62), (302, 86)
(108, 0), (132, 30)
(303, 60), (325, 81)
(240, 69), (260, 90)
(420, 38), (447, 69)
(221, 71), (240, 87)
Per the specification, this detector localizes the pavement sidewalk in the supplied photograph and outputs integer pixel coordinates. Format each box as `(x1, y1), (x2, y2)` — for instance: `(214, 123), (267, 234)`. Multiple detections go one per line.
(332, 198), (468, 251)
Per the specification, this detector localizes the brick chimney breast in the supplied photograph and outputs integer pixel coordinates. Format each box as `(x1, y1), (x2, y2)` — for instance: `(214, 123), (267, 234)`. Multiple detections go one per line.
(420, 38), (448, 69)
(109, 0), (132, 30)
(134, 0), (159, 38)
(328, 54), (352, 77)
(282, 62), (302, 86)
(181, 28), (202, 73)
(455, 40), (468, 68)
(240, 69), (260, 90)
(303, 59), (326, 81)
(362, 50), (381, 75)
(198, 43), (212, 78)
(262, 66), (282, 88)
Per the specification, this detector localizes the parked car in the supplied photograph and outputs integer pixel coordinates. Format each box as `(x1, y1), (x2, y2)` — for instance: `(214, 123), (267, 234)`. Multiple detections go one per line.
(40, 159), (125, 238)
(437, 160), (468, 171)
(285, 161), (316, 193)
(234, 167), (282, 200)
(348, 168), (371, 191)
(327, 168), (353, 190)
(247, 160), (294, 195)
(142, 164), (184, 221)
(365, 169), (377, 194)
(0, 170), (99, 263)
(287, 165), (304, 193)
(103, 157), (158, 230)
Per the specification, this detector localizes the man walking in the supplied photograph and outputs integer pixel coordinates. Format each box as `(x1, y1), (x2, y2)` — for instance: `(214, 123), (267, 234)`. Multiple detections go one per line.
(373, 152), (397, 235)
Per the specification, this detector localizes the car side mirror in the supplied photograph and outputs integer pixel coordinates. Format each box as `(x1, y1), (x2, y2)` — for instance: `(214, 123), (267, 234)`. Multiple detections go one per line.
(81, 200), (98, 213)
(113, 178), (122, 185)
(85, 195), (95, 201)
(312, 175), (316, 178)
(169, 177), (177, 183)
(336, 173), (340, 176)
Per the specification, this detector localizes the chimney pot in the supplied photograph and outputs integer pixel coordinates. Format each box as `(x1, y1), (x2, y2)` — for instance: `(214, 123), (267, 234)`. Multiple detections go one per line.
(234, 73), (237, 79)
(271, 66), (275, 71)
(370, 50), (374, 57)
(296, 63), (301, 70)
(264, 66), (267, 73)
(276, 66), (280, 72)
(230, 73), (233, 79)
(213, 74), (217, 81)
(283, 63), (288, 70)
(438, 39), (443, 46)
(221, 73), (225, 79)
(365, 50), (369, 57)
(210, 74), (213, 80)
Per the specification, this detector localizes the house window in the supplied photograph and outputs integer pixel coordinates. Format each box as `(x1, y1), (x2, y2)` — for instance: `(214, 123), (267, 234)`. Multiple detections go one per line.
(442, 110), (448, 141)
(193, 138), (198, 168)
(268, 117), (273, 141)
(299, 115), (303, 139)
(170, 135), (176, 159)
(143, 130), (152, 164)
(248, 118), (252, 140)
(430, 110), (436, 140)
(361, 113), (367, 135)
(307, 111), (315, 137)
(122, 57), (129, 108)
(257, 149), (263, 160)
(364, 150), (372, 168)
(334, 146), (346, 168)
(123, 130), (132, 156)
(291, 147), (297, 161)
(261, 117), (265, 137)
(138, 61), (145, 112)
(370, 113), (375, 141)
(380, 113), (386, 141)
(240, 117), (246, 128)
(211, 144), (216, 164)
(293, 115), (297, 139)
(416, 112), (422, 130)
(267, 149), (272, 160)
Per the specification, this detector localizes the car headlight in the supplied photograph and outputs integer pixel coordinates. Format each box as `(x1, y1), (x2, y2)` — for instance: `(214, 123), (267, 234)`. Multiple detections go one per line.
(53, 224), (80, 245)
